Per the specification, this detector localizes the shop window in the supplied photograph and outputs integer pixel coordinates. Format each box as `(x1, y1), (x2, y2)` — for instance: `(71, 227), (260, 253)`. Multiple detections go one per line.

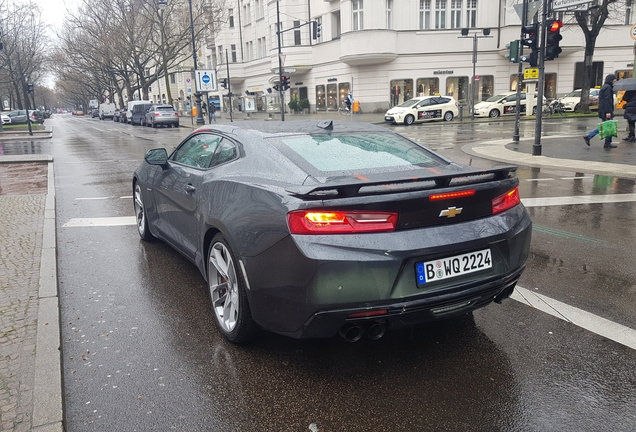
(574, 62), (603, 90)
(446, 77), (469, 104)
(416, 78), (439, 96)
(477, 75), (494, 101)
(316, 85), (326, 110)
(338, 82), (351, 107)
(510, 74), (557, 99)
(327, 84), (338, 110)
(389, 79), (414, 106)
(616, 69), (633, 80)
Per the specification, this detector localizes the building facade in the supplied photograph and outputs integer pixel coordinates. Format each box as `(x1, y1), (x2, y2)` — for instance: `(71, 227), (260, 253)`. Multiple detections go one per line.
(172, 0), (636, 114)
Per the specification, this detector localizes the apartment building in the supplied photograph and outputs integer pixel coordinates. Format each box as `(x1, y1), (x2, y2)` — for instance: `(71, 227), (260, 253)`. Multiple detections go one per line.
(188, 0), (636, 113)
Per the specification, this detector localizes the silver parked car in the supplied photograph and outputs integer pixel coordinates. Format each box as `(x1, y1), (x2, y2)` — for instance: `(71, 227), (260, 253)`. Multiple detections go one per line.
(144, 104), (179, 128)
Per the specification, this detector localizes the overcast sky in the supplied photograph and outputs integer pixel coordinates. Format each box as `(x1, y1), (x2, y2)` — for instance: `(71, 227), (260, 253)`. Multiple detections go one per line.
(41, 0), (79, 32)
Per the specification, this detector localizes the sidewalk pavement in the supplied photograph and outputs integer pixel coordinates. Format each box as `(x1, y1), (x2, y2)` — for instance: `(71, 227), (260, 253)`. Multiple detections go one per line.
(0, 114), (634, 431)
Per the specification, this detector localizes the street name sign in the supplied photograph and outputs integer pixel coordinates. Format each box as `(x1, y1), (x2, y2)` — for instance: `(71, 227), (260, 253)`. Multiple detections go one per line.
(553, 0), (590, 11)
(272, 67), (297, 74)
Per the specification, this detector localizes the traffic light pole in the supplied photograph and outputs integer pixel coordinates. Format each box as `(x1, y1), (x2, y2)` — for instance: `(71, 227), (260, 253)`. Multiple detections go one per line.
(513, 0), (528, 142)
(225, 50), (233, 122)
(276, 0), (285, 121)
(533, 0), (549, 156)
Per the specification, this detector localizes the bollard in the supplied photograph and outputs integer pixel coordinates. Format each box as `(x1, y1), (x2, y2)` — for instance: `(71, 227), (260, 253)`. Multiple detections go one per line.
(459, 105), (463, 121)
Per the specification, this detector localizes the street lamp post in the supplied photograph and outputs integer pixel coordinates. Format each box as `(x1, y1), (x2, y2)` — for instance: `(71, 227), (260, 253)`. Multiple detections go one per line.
(187, 0), (205, 125)
(459, 28), (492, 121)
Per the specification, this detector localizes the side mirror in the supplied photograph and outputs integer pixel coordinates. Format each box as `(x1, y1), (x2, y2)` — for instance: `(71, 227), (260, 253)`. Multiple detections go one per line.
(144, 148), (168, 166)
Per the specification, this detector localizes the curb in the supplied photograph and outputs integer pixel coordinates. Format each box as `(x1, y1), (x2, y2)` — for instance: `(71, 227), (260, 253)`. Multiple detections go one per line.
(31, 161), (63, 432)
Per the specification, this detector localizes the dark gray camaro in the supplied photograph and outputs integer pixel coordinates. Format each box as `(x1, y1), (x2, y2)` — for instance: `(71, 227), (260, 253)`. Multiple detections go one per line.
(133, 120), (532, 343)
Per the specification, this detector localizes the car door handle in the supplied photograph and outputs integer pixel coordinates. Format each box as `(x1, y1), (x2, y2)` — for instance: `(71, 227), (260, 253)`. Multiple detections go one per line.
(184, 184), (196, 194)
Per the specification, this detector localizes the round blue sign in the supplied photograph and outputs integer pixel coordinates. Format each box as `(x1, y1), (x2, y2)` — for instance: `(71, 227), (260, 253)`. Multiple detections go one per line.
(202, 74), (211, 84)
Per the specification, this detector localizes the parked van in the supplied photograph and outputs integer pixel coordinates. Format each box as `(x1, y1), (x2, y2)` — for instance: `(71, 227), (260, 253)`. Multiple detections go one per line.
(131, 103), (153, 126)
(99, 103), (117, 120)
(126, 101), (151, 125)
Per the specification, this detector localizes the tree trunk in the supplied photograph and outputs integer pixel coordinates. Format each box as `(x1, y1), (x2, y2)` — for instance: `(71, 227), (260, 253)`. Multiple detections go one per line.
(579, 35), (597, 113)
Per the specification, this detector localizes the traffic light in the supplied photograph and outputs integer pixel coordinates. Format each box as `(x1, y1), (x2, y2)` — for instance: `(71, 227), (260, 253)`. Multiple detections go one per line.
(520, 22), (538, 67)
(312, 20), (321, 39)
(281, 76), (290, 91)
(221, 78), (228, 89)
(273, 84), (280, 92)
(25, 83), (34, 94)
(545, 20), (563, 61)
(506, 40), (519, 63)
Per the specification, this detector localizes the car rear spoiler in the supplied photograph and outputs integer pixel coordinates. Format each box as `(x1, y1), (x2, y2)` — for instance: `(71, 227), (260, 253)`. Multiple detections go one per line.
(285, 165), (517, 198)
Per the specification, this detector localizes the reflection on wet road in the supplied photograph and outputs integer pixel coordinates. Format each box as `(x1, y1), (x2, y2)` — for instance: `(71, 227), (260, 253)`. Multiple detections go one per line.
(49, 115), (636, 431)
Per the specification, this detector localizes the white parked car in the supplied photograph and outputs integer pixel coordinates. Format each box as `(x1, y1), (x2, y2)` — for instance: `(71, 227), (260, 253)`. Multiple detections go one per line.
(473, 92), (545, 118)
(558, 89), (600, 112)
(385, 96), (459, 125)
(1, 113), (10, 125)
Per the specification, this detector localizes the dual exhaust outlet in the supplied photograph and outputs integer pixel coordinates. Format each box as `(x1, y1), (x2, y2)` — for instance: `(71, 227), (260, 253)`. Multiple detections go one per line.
(338, 320), (387, 342)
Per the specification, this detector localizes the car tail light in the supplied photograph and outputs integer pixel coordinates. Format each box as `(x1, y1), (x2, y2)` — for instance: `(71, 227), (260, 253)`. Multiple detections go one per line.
(287, 210), (398, 234)
(491, 186), (520, 214)
(154, 113), (160, 117)
(174, 112), (179, 116)
(429, 189), (476, 201)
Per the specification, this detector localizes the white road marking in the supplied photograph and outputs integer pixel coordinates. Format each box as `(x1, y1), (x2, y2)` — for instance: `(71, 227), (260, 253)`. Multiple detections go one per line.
(522, 193), (636, 207)
(62, 217), (136, 227)
(75, 197), (113, 201)
(525, 178), (555, 182)
(512, 286), (636, 351)
(559, 176), (594, 180)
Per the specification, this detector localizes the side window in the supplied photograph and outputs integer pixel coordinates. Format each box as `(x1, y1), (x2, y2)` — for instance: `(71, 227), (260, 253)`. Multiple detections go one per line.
(417, 99), (432, 108)
(210, 139), (238, 167)
(505, 95), (517, 103)
(171, 134), (223, 168)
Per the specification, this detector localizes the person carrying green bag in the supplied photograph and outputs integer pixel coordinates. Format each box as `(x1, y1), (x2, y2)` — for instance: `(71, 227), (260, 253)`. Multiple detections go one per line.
(583, 73), (618, 149)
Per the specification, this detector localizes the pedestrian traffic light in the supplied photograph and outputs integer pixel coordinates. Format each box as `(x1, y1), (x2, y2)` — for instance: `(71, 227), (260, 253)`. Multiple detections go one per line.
(221, 78), (228, 89)
(281, 76), (290, 91)
(506, 40), (519, 63)
(312, 20), (321, 39)
(545, 19), (563, 61)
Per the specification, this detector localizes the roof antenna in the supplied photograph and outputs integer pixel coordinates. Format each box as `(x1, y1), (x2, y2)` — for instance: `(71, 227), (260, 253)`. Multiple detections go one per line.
(317, 120), (333, 131)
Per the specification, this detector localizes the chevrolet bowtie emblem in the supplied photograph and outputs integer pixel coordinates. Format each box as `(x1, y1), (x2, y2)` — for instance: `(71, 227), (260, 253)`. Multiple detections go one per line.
(439, 207), (463, 218)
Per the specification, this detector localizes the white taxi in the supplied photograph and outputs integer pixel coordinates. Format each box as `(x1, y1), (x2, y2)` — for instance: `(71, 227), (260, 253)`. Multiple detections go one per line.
(473, 92), (544, 118)
(558, 89), (600, 112)
(385, 96), (459, 125)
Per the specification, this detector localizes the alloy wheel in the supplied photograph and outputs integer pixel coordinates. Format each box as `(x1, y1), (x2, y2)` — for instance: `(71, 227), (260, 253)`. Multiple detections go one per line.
(209, 242), (240, 333)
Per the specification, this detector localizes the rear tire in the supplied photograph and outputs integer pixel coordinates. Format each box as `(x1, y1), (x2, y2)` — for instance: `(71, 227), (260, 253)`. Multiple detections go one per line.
(443, 111), (454, 122)
(208, 234), (257, 343)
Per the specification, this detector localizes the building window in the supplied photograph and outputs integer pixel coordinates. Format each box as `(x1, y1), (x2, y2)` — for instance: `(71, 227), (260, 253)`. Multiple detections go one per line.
(294, 20), (301, 45)
(217, 46), (223, 64)
(243, 2), (251, 25)
(450, 0), (462, 29)
(627, 0), (633, 25)
(446, 76), (469, 104)
(416, 78), (439, 96)
(231, 44), (237, 63)
(386, 0), (393, 29)
(616, 69), (633, 80)
(352, 0), (363, 31)
(435, 0), (446, 29)
(327, 83), (338, 110)
(466, 0), (477, 28)
(389, 79), (414, 106)
(257, 37), (266, 58)
(338, 83), (351, 107)
(316, 85), (326, 110)
(420, 0), (431, 30)
(255, 0), (262, 20)
(477, 75), (494, 101)
(229, 9), (234, 27)
(245, 41), (253, 61)
(332, 11), (341, 39)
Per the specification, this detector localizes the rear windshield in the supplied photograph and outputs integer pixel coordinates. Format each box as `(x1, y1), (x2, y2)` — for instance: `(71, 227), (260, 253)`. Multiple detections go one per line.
(276, 132), (445, 173)
(156, 106), (174, 111)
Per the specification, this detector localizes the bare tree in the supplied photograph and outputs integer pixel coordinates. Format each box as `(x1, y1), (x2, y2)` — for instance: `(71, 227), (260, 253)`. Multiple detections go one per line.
(573, 0), (620, 112)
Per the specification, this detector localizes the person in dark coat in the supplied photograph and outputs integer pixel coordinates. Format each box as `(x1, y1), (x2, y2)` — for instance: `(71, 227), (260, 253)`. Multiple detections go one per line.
(622, 90), (636, 142)
(583, 73), (617, 148)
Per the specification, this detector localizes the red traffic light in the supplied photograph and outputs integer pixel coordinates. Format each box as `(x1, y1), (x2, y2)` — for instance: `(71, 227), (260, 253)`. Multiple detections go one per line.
(548, 20), (563, 32)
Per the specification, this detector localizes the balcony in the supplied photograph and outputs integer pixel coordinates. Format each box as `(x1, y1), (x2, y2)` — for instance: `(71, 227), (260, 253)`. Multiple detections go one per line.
(339, 30), (398, 66)
(269, 45), (314, 74)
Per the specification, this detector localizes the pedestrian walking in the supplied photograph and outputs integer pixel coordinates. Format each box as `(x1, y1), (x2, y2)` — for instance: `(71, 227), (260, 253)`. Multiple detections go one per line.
(622, 90), (636, 142)
(209, 102), (216, 122)
(583, 73), (617, 149)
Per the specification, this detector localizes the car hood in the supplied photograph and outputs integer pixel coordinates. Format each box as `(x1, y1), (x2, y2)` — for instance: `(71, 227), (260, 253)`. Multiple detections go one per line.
(386, 107), (408, 115)
(474, 101), (494, 109)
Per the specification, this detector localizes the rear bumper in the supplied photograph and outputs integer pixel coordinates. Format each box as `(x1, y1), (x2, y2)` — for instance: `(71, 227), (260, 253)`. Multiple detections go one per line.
(293, 266), (523, 339)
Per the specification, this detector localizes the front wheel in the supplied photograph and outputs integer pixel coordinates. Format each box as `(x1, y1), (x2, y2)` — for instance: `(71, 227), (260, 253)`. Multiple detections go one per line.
(532, 106), (537, 115)
(489, 109), (500, 118)
(338, 107), (349, 116)
(133, 182), (154, 241)
(444, 111), (454, 122)
(404, 114), (415, 125)
(208, 234), (257, 343)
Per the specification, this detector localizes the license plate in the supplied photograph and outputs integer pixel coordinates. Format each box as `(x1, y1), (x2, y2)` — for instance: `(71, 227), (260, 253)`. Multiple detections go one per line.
(385, 116), (392, 121)
(416, 249), (492, 285)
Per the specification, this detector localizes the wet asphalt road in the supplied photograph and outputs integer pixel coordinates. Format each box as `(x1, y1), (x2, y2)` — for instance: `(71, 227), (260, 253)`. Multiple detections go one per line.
(34, 115), (636, 430)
